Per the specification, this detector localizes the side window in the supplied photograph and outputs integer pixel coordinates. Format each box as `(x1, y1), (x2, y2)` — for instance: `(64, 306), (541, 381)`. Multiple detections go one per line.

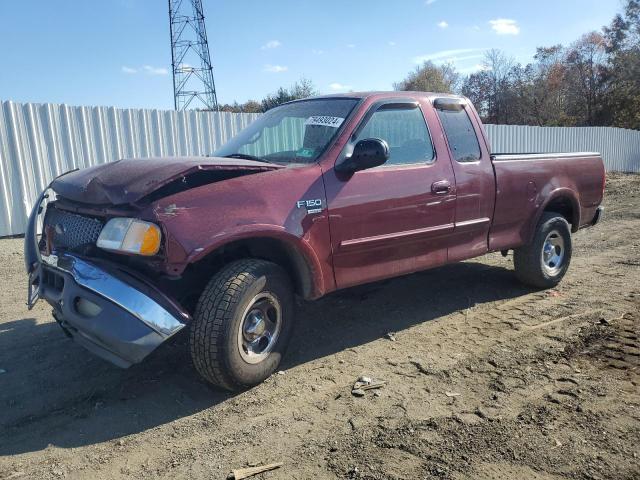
(436, 106), (481, 162)
(355, 106), (435, 166)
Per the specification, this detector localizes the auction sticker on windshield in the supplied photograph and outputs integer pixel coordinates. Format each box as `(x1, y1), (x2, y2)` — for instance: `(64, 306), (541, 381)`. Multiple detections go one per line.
(304, 116), (345, 128)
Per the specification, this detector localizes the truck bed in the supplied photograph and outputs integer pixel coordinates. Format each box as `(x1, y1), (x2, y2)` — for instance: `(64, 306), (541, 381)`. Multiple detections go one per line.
(488, 152), (605, 252)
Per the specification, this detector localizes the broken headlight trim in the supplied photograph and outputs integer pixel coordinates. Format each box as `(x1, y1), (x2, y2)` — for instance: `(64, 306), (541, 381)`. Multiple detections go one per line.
(97, 218), (161, 256)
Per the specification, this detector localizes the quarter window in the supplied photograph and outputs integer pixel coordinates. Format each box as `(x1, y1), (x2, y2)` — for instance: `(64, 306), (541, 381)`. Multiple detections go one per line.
(436, 106), (481, 162)
(355, 106), (435, 166)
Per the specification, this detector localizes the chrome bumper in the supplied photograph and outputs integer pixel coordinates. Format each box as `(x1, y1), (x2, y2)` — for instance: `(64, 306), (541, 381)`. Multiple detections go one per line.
(24, 189), (188, 367)
(42, 253), (188, 337)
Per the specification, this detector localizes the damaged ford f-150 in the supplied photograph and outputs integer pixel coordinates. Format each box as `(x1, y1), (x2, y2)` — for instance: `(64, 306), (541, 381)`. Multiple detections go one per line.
(24, 92), (605, 390)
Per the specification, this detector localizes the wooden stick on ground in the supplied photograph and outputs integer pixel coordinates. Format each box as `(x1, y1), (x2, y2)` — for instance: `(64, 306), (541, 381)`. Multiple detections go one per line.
(228, 462), (283, 480)
(360, 381), (385, 391)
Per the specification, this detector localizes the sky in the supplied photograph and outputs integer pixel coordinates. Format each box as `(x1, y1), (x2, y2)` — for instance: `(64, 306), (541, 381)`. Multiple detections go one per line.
(0, 0), (623, 110)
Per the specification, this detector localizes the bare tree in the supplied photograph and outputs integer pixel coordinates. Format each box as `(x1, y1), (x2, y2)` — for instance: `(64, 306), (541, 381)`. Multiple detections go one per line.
(563, 32), (608, 125)
(482, 49), (516, 124)
(604, 0), (640, 129)
(529, 46), (568, 125)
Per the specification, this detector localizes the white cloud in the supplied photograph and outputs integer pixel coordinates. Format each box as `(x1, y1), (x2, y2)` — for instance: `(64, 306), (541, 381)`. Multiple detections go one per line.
(388, 41), (397, 46)
(347, 44), (356, 49)
(489, 18), (520, 35)
(312, 49), (325, 55)
(122, 65), (168, 75)
(261, 40), (282, 50)
(413, 48), (484, 65)
(437, 21), (449, 29)
(425, 0), (436, 5)
(142, 65), (168, 75)
(264, 64), (288, 73)
(329, 82), (353, 92)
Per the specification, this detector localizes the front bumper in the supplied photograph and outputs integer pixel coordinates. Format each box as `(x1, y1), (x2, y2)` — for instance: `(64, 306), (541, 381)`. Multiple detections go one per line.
(25, 189), (189, 368)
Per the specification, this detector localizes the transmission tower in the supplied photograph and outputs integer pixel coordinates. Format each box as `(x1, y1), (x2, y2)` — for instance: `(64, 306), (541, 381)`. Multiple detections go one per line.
(168, 0), (219, 110)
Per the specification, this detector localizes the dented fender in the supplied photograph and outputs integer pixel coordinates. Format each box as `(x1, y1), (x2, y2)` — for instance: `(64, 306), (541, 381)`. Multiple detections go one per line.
(142, 162), (336, 298)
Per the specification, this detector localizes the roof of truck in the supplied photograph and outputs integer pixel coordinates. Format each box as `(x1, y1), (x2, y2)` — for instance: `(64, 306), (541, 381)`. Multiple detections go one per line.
(297, 91), (466, 102)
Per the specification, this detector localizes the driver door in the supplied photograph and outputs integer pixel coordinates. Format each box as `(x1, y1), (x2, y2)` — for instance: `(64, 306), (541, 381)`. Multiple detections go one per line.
(324, 100), (456, 289)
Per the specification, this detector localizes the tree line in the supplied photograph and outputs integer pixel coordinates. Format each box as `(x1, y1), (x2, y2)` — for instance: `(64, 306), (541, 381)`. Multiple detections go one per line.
(221, 0), (639, 130)
(218, 78), (318, 114)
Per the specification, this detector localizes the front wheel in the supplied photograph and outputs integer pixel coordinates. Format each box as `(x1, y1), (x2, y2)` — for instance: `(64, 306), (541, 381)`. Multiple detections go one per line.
(189, 259), (294, 391)
(514, 212), (572, 289)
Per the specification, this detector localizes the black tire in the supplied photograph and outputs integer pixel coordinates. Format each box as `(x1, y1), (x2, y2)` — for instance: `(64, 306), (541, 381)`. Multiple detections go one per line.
(514, 212), (572, 289)
(189, 259), (294, 391)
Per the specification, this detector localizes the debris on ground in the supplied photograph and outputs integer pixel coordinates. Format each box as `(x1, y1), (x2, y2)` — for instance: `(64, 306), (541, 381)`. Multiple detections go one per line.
(227, 462), (283, 479)
(351, 376), (385, 396)
(385, 332), (397, 341)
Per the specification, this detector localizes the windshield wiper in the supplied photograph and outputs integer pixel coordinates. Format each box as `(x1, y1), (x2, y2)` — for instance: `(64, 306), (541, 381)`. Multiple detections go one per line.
(223, 153), (278, 164)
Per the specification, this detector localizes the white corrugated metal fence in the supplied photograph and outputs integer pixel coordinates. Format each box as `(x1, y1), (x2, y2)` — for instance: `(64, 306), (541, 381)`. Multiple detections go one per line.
(1, 100), (639, 237)
(0, 101), (259, 237)
(484, 124), (640, 173)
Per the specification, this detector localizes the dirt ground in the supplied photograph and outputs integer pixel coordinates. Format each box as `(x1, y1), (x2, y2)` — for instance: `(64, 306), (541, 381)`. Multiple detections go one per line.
(0, 174), (638, 480)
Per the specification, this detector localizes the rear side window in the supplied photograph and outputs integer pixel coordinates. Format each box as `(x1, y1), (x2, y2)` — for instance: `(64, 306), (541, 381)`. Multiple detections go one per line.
(436, 106), (481, 162)
(355, 106), (435, 166)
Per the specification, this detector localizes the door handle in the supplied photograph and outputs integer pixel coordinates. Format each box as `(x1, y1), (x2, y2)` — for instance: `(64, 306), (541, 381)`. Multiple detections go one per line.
(431, 180), (451, 195)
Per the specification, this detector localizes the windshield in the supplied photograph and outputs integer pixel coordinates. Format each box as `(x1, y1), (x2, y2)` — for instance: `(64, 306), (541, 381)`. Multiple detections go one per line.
(214, 98), (359, 164)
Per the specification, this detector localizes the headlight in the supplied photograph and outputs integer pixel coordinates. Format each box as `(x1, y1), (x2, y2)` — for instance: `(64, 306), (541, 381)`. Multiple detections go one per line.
(97, 218), (161, 256)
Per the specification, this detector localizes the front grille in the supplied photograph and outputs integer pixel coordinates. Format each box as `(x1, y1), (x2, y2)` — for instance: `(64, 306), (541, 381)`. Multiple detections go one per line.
(42, 206), (104, 252)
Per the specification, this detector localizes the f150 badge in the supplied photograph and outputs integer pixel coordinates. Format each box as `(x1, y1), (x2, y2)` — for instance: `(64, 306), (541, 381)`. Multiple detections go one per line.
(297, 199), (323, 214)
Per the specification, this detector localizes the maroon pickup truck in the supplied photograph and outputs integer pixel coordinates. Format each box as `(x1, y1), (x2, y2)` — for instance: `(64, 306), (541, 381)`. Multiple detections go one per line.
(24, 92), (605, 390)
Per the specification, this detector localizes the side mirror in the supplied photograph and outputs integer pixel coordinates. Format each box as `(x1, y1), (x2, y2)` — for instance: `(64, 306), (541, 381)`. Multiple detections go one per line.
(336, 138), (389, 174)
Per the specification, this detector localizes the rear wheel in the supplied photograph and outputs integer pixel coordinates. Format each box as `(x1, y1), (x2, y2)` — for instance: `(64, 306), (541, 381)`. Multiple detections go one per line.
(514, 212), (572, 288)
(189, 259), (294, 391)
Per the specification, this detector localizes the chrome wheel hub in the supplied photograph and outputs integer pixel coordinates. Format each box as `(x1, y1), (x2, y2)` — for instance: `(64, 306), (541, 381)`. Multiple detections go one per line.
(541, 230), (565, 275)
(238, 292), (281, 364)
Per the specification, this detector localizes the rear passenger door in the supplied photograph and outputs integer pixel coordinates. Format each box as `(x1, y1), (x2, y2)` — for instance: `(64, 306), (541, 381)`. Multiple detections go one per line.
(324, 99), (456, 289)
(433, 98), (496, 262)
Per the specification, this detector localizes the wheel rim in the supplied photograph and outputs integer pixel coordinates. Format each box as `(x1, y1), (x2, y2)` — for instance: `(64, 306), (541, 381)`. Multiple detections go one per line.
(237, 292), (281, 364)
(541, 230), (565, 275)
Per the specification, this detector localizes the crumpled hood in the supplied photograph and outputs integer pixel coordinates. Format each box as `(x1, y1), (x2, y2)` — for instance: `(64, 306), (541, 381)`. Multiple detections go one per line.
(51, 156), (283, 205)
